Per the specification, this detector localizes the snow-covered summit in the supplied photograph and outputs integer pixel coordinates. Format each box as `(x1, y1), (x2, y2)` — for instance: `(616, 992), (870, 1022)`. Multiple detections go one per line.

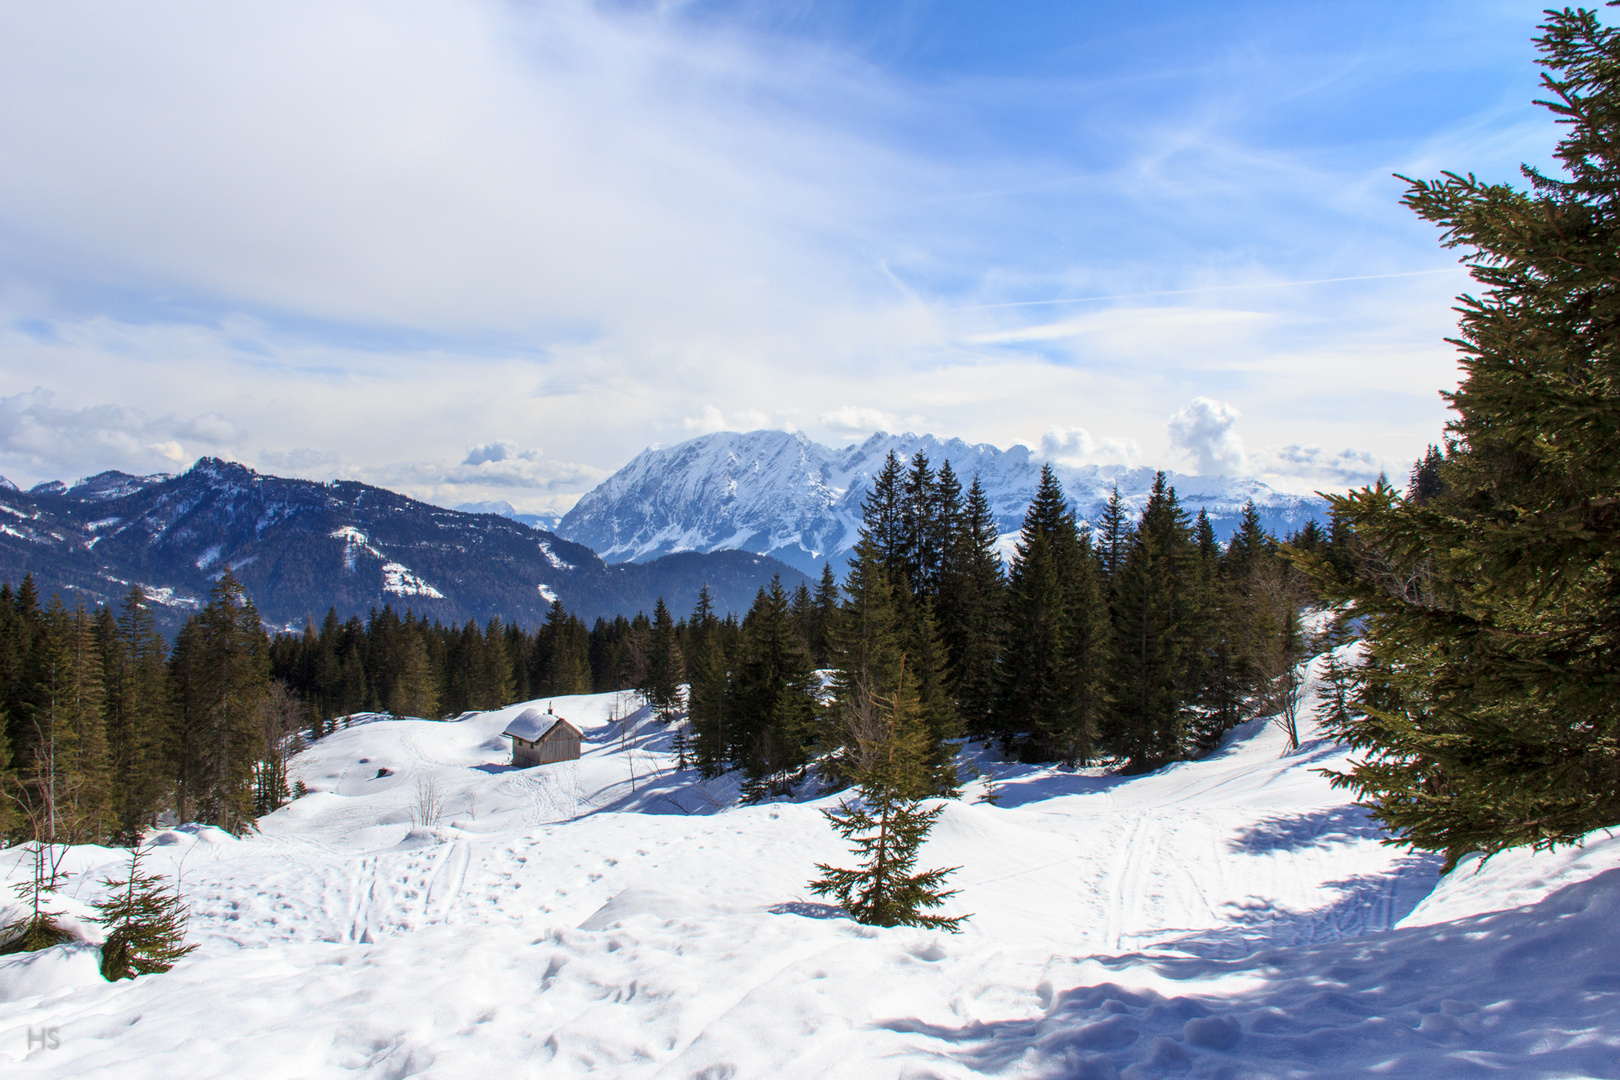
(557, 429), (1328, 574)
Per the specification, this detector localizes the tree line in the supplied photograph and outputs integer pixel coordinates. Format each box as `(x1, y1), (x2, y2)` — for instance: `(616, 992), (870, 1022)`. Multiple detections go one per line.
(0, 453), (1331, 845)
(679, 452), (1346, 801)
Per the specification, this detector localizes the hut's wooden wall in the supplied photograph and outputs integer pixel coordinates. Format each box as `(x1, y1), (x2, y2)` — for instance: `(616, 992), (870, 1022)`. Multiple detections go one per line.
(511, 730), (581, 767)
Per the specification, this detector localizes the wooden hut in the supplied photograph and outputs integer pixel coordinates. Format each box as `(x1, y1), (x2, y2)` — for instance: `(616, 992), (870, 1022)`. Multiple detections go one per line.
(503, 707), (582, 767)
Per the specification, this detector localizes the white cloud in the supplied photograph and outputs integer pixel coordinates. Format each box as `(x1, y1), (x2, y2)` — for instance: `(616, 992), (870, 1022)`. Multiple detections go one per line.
(1038, 425), (1139, 467)
(1168, 397), (1248, 476)
(682, 405), (775, 434)
(463, 441), (526, 467)
(1250, 443), (1383, 489)
(0, 387), (236, 481)
(819, 406), (901, 435)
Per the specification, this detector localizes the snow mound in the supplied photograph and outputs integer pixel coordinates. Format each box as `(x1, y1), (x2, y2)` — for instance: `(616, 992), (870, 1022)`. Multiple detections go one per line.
(0, 943), (104, 1005)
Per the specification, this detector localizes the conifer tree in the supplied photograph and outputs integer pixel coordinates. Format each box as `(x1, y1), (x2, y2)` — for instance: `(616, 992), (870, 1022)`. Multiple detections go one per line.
(479, 617), (516, 709)
(0, 840), (71, 954)
(862, 451), (907, 577)
(937, 477), (1004, 738)
(1097, 484), (1133, 581)
(539, 599), (591, 696)
(393, 627), (441, 720)
(807, 563), (839, 668)
(102, 587), (172, 840)
(169, 570), (270, 833)
(1297, 8), (1620, 865)
(826, 539), (910, 789)
(995, 465), (1103, 763)
(900, 451), (942, 593)
(810, 659), (966, 931)
(732, 577), (820, 799)
(1110, 474), (1199, 771)
(91, 846), (197, 980)
(644, 597), (684, 721)
(687, 627), (731, 777)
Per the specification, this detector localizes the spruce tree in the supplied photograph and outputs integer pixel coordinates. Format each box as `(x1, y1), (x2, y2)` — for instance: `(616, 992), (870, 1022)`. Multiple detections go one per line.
(0, 841), (71, 954)
(808, 563), (839, 668)
(91, 846), (198, 980)
(995, 465), (1103, 763)
(1110, 474), (1199, 771)
(862, 451), (907, 577)
(104, 587), (172, 840)
(731, 577), (820, 798)
(169, 570), (270, 833)
(937, 477), (1005, 739)
(1296, 8), (1620, 865)
(810, 659), (967, 931)
(644, 598), (684, 721)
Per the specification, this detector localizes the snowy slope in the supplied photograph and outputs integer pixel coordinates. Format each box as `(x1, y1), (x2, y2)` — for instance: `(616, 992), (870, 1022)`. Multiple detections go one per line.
(557, 430), (1327, 575)
(3, 660), (1619, 1078)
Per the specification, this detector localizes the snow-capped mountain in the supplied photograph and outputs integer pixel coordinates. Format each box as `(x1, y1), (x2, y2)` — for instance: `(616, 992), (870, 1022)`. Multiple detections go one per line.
(0, 459), (805, 635)
(453, 500), (562, 533)
(556, 430), (1329, 575)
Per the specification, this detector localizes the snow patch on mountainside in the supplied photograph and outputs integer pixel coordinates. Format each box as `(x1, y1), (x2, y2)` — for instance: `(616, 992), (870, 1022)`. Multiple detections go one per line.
(381, 562), (444, 599)
(537, 539), (574, 571)
(558, 430), (1328, 574)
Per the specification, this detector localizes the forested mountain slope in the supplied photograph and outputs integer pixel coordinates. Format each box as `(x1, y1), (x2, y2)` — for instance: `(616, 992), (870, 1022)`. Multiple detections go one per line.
(0, 459), (805, 634)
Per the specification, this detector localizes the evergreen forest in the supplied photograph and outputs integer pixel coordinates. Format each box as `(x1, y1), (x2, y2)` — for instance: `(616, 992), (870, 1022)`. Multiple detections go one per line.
(0, 451), (1341, 846)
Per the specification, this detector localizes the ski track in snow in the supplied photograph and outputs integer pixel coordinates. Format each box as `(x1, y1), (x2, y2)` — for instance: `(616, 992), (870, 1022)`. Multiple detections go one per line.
(4, 655), (1620, 1078)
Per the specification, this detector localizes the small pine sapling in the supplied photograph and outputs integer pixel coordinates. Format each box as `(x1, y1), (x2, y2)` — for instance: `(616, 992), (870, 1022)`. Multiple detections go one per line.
(0, 842), (73, 954)
(90, 846), (198, 980)
(1314, 650), (1358, 735)
(810, 660), (968, 931)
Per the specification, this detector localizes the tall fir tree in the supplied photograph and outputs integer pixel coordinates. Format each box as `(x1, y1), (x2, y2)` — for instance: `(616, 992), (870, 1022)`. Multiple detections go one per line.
(1110, 474), (1199, 771)
(937, 476), (1005, 739)
(731, 577), (820, 799)
(102, 587), (172, 840)
(644, 597), (684, 721)
(169, 570), (270, 834)
(1295, 8), (1620, 866)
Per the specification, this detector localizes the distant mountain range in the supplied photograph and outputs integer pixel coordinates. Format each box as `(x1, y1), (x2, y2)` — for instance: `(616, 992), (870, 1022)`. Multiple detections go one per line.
(0, 460), (806, 636)
(556, 430), (1329, 575)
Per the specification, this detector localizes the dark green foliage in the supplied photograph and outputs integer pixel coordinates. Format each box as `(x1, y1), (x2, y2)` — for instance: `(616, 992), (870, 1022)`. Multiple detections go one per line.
(994, 465), (1105, 763)
(732, 577), (820, 798)
(1109, 474), (1201, 771)
(168, 570), (271, 834)
(91, 846), (197, 980)
(936, 477), (1004, 739)
(643, 597), (684, 720)
(1294, 8), (1620, 868)
(684, 587), (726, 775)
(810, 660), (966, 931)
(102, 587), (173, 840)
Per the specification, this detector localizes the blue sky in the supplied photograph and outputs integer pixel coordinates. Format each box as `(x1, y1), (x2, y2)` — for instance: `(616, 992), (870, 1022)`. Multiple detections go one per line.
(0, 0), (1569, 510)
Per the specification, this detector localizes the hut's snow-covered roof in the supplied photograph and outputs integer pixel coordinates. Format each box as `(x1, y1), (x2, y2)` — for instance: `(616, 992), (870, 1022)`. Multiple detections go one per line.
(502, 707), (580, 743)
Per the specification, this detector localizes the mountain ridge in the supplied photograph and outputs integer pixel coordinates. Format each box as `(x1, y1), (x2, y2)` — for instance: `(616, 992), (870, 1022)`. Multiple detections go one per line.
(556, 429), (1329, 575)
(0, 459), (807, 635)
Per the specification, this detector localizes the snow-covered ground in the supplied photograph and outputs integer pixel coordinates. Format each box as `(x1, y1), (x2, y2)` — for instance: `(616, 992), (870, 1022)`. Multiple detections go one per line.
(3, 670), (1619, 1078)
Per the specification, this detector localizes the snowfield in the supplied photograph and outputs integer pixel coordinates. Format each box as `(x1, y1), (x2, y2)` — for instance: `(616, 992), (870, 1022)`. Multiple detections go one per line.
(3, 669), (1619, 1078)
